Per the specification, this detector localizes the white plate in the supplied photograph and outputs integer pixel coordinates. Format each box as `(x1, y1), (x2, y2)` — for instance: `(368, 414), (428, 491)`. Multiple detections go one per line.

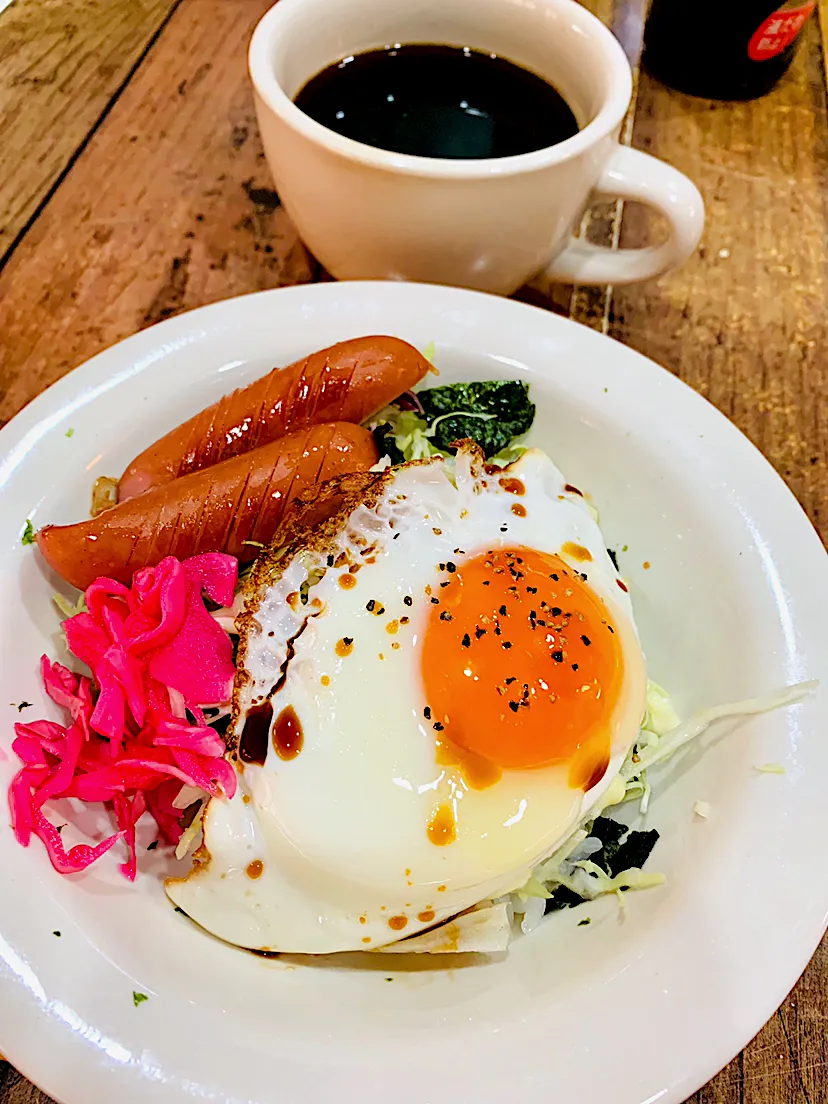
(1, 282), (827, 1104)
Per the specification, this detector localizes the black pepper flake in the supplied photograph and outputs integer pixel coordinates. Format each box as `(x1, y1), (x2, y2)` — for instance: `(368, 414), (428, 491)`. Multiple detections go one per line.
(393, 533), (400, 539)
(475, 626), (486, 639)
(551, 650), (564, 662)
(453, 548), (464, 555)
(439, 610), (453, 622)
(376, 606), (385, 616)
(423, 706), (432, 719)
(526, 586), (537, 594)
(400, 616), (409, 624)
(571, 663), (579, 672)
(551, 606), (562, 617)
(366, 600), (376, 612)
(482, 580), (490, 586)
(326, 555), (334, 567)
(438, 563), (446, 571)
(505, 677), (517, 684)
(404, 595), (413, 606)
(537, 619), (546, 627)
(509, 701), (519, 713)
(461, 633), (471, 648)
(581, 635), (591, 647)
(502, 641), (512, 650)
(147, 840), (159, 851)
(499, 604), (507, 616)
(494, 625), (502, 636)
(446, 562), (456, 573)
(343, 637), (353, 647)
(608, 625), (615, 633)
(550, 573), (559, 581)
(500, 525), (508, 532)
(431, 597), (439, 604)
(440, 581), (450, 588)
(433, 722), (444, 732)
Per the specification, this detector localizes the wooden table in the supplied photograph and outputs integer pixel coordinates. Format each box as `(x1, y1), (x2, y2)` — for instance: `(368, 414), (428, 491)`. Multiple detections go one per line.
(1, 1), (827, 1101)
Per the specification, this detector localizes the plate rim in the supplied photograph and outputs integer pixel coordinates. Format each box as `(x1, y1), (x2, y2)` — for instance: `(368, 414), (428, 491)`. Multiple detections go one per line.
(1, 280), (826, 1104)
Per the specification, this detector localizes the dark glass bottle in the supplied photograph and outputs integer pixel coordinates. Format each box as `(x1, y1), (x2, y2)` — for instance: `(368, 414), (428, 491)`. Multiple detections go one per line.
(642, 0), (815, 101)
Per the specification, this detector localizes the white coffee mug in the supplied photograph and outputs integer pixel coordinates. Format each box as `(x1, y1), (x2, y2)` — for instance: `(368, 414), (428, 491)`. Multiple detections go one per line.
(249, 0), (704, 295)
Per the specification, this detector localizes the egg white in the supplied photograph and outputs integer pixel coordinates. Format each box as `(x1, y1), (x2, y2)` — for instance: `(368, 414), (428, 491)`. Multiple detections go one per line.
(166, 448), (647, 953)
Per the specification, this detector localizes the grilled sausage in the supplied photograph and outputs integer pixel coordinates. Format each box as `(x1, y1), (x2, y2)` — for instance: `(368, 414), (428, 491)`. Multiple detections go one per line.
(117, 335), (427, 501)
(38, 423), (378, 590)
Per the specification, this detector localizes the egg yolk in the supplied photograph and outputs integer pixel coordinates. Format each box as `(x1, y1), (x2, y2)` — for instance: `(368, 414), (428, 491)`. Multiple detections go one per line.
(421, 547), (624, 784)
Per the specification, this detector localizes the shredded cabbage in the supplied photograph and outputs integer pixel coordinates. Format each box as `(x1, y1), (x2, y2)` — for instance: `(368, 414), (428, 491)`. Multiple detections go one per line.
(511, 678), (816, 924)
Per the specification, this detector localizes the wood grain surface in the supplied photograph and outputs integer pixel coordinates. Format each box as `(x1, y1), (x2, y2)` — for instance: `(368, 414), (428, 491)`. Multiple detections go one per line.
(0, 0), (826, 1101)
(0, 0), (182, 267)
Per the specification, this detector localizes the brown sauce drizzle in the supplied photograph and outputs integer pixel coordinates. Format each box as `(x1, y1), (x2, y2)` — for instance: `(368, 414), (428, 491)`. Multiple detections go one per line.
(562, 540), (593, 563)
(239, 701), (272, 765)
(272, 705), (304, 761)
(246, 860), (264, 879)
(499, 476), (525, 495)
(564, 484), (584, 496)
(427, 803), (457, 846)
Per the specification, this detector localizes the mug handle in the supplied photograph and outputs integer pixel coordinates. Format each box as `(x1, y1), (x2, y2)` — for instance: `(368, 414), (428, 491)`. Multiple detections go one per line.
(543, 145), (705, 285)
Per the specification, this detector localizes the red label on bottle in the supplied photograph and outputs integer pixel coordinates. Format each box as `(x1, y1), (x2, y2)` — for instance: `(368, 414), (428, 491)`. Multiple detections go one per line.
(748, 3), (814, 61)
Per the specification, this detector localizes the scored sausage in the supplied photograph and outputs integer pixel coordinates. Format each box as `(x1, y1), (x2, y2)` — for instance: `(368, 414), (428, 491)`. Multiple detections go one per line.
(117, 335), (428, 501)
(38, 423), (378, 591)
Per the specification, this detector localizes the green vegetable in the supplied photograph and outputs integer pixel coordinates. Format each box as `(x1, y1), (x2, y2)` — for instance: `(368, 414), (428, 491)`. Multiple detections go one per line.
(422, 341), (436, 364)
(590, 817), (660, 878)
(65, 428), (75, 438)
(370, 380), (536, 463)
(418, 380), (535, 457)
(133, 991), (149, 1007)
(53, 592), (88, 619)
(21, 520), (35, 546)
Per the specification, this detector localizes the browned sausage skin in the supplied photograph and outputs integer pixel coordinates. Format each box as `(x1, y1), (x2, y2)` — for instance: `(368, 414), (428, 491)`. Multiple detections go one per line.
(118, 335), (428, 501)
(38, 423), (378, 591)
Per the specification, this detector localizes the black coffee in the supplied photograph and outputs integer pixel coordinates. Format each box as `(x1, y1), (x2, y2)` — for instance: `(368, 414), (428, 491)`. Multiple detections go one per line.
(293, 44), (579, 160)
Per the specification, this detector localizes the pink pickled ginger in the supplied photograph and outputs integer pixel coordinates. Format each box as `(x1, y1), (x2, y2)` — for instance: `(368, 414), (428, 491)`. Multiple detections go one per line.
(8, 554), (238, 879)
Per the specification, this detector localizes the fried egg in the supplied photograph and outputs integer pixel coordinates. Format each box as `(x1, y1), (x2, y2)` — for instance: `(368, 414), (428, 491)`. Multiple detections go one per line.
(166, 445), (647, 953)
